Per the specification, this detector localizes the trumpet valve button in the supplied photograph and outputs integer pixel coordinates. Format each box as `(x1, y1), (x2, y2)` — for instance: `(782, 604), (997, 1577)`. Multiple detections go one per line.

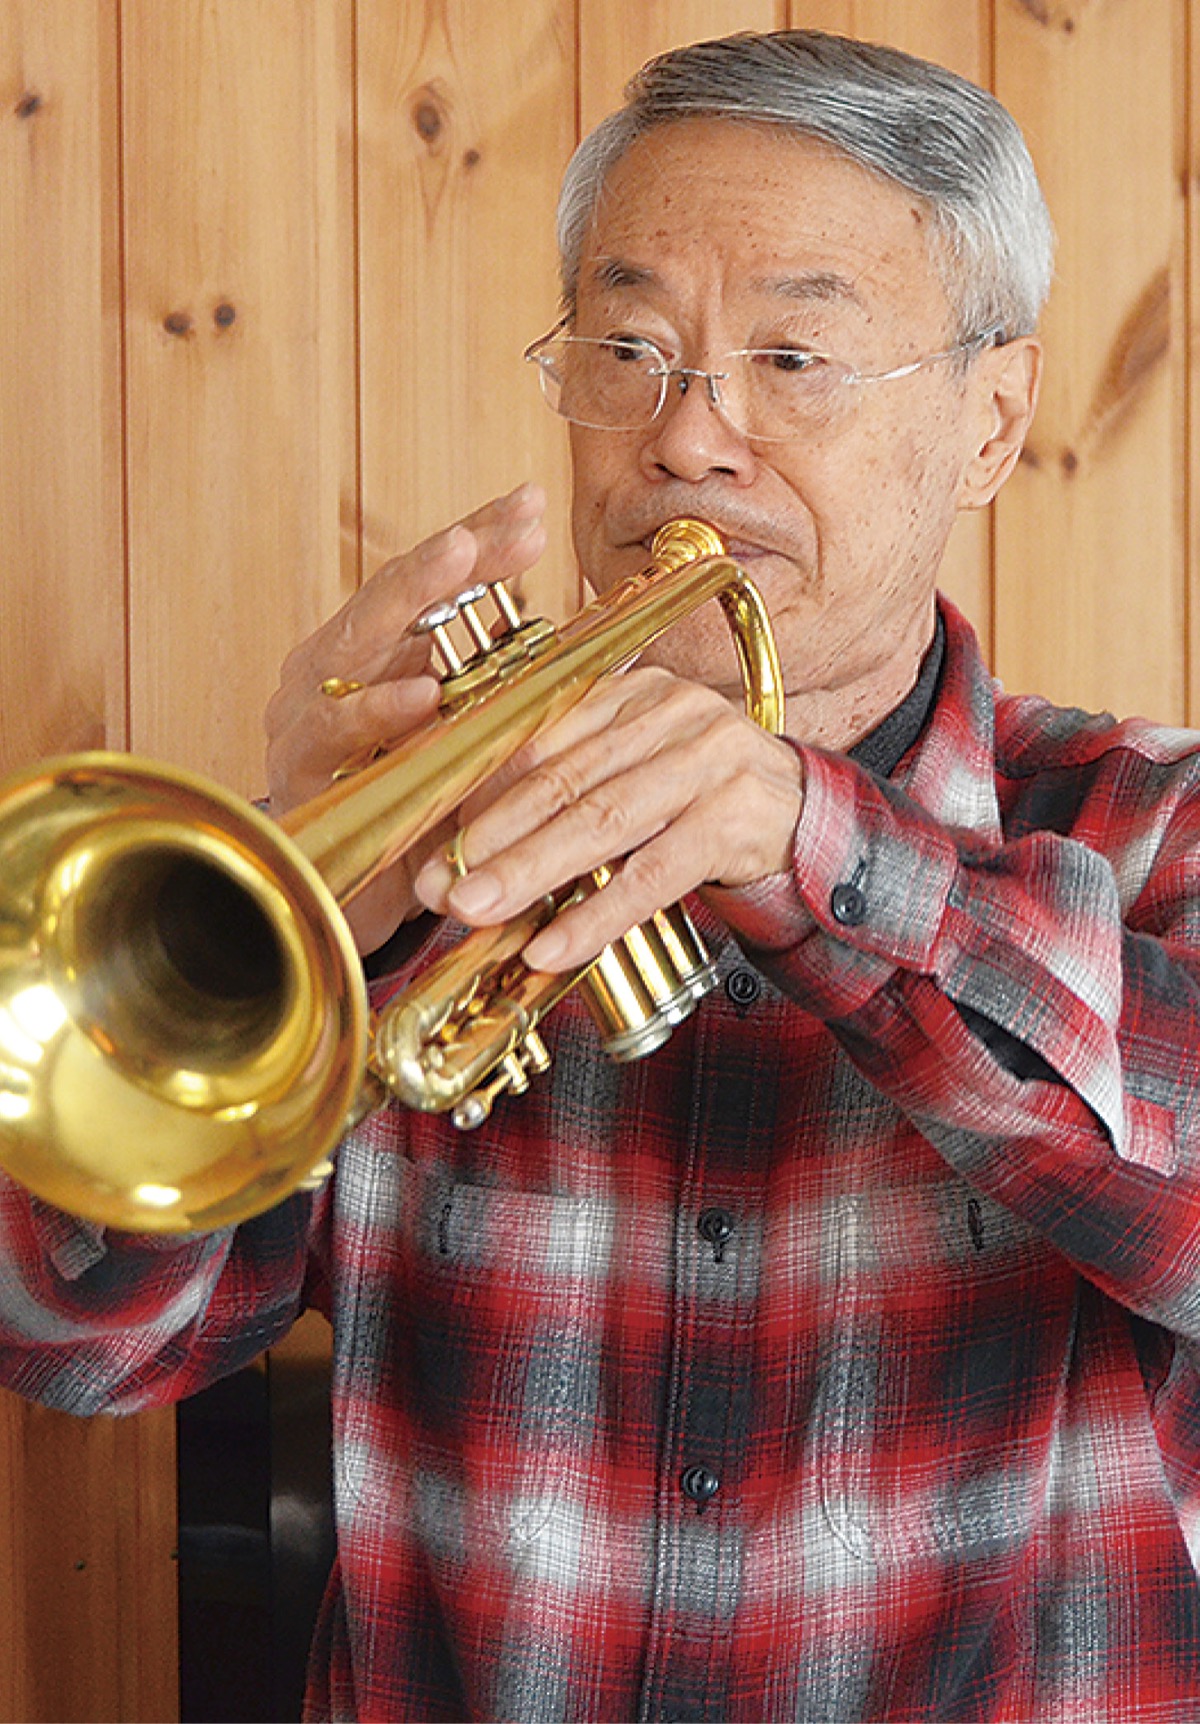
(410, 600), (459, 632)
(409, 601), (465, 676)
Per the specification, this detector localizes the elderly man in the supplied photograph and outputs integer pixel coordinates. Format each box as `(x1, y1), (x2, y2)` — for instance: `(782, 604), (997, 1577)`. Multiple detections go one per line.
(4, 29), (1200, 1724)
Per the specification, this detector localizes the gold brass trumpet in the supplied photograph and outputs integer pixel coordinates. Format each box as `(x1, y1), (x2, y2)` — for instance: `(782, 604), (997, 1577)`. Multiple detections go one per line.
(0, 521), (782, 1233)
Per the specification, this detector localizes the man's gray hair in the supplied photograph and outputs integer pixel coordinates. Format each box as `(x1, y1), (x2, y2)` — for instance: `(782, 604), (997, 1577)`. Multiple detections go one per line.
(557, 30), (1055, 341)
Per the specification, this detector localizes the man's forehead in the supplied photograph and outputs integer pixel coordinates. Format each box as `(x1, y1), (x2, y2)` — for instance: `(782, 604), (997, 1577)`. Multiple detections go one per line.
(576, 121), (935, 310)
(590, 117), (924, 215)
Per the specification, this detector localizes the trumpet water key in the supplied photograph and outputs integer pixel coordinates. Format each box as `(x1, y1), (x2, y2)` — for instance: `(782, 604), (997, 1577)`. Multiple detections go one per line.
(0, 521), (783, 1232)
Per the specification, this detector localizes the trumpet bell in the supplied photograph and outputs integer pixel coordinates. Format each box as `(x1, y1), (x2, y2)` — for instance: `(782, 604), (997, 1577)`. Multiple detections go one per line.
(0, 754), (368, 1232)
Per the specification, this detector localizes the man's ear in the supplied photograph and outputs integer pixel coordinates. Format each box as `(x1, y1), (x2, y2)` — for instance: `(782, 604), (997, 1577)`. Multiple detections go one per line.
(957, 336), (1042, 510)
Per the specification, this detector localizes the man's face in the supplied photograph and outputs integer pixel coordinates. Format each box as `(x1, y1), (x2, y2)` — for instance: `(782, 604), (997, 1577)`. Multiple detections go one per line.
(567, 119), (1005, 748)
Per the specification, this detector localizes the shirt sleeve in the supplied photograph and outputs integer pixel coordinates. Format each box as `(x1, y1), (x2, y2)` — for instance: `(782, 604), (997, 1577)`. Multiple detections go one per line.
(706, 741), (1200, 1343)
(0, 1181), (315, 1415)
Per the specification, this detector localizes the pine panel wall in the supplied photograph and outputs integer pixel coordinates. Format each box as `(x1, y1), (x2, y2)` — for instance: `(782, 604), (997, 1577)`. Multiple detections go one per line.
(0, 0), (1192, 1714)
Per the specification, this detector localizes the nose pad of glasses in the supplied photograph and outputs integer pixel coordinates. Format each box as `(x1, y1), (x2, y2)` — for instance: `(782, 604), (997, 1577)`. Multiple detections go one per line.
(664, 367), (747, 445)
(671, 367), (726, 402)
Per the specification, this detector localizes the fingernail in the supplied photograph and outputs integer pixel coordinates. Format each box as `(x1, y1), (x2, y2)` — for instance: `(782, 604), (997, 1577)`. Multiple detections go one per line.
(421, 523), (468, 561)
(504, 500), (539, 532)
(449, 872), (502, 916)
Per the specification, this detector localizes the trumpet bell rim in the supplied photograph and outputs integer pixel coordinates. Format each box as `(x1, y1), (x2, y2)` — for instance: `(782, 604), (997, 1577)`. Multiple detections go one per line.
(0, 752), (370, 1232)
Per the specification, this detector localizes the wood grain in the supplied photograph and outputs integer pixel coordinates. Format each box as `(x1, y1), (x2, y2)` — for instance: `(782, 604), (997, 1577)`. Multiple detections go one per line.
(357, 0), (576, 619)
(994, 0), (1187, 720)
(578, 0), (786, 131)
(1, 9), (176, 1722)
(0, 0), (124, 770)
(0, 1397), (178, 1723)
(121, 0), (356, 790)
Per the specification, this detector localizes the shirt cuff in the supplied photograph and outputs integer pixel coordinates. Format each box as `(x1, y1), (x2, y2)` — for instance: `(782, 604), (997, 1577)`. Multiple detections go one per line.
(709, 743), (961, 1015)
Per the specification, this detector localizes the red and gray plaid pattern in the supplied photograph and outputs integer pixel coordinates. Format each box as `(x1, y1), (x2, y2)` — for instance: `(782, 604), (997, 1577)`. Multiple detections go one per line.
(3, 599), (1200, 1720)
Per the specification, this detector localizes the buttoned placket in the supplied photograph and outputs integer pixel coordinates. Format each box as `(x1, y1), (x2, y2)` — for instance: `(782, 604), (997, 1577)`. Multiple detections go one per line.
(636, 969), (770, 1724)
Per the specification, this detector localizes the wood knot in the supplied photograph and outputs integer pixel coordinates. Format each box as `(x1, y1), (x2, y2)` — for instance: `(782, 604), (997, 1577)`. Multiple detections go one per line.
(1060, 448), (1080, 477)
(413, 96), (445, 144)
(14, 91), (43, 119)
(212, 302), (237, 328)
(162, 310), (193, 337)
(463, 148), (481, 169)
(1080, 266), (1171, 455)
(1013, 0), (1089, 29)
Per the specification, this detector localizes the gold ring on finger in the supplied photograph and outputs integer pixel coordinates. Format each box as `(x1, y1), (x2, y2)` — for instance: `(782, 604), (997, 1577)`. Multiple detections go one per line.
(446, 828), (469, 879)
(320, 675), (364, 700)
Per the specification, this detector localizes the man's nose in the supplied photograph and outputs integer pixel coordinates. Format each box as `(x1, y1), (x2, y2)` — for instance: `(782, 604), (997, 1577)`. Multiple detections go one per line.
(640, 368), (757, 484)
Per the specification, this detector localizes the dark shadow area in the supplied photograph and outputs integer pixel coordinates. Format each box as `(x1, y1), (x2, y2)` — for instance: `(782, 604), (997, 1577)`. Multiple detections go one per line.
(177, 1327), (334, 1722)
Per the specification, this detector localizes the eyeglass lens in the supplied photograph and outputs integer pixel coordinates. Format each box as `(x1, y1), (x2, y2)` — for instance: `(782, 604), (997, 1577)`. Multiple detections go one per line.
(537, 337), (853, 437)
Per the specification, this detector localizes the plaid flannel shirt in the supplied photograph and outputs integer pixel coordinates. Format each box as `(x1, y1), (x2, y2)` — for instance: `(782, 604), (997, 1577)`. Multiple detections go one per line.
(4, 598), (1200, 1722)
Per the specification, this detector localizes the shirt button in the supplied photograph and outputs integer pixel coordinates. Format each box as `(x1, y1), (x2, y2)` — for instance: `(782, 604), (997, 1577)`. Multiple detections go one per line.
(830, 881), (867, 926)
(697, 1207), (735, 1256)
(724, 967), (761, 1007)
(679, 1464), (720, 1509)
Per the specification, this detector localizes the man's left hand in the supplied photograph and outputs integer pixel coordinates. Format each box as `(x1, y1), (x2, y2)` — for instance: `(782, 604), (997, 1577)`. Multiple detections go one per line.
(412, 667), (804, 971)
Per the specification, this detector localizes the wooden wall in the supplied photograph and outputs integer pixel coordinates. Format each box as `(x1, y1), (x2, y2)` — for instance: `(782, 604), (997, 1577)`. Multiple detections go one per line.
(0, 0), (1191, 1715)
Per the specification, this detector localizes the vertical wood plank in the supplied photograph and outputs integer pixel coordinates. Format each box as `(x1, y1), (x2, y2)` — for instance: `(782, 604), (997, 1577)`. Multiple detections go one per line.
(0, 1390), (26, 1722)
(578, 0), (787, 132)
(1, 10), (176, 1723)
(14, 1407), (178, 1724)
(0, 0), (125, 768)
(994, 0), (1187, 721)
(1190, 0), (1200, 725)
(122, 0), (356, 790)
(789, 0), (988, 76)
(0, 1371), (178, 1724)
(358, 0), (576, 620)
(788, 0), (994, 650)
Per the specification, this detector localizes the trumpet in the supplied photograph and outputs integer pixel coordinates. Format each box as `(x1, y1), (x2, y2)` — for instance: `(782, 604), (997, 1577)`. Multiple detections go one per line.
(0, 521), (782, 1232)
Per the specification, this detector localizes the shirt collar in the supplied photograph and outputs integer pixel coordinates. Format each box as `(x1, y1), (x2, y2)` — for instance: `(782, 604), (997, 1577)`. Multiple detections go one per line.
(848, 611), (946, 779)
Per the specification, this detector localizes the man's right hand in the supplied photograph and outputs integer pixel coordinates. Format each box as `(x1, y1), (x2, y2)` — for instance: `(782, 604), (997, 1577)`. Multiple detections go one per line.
(264, 483), (547, 955)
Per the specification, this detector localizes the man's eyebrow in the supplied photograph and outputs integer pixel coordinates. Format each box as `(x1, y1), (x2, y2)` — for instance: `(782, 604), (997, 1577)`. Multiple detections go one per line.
(753, 270), (865, 305)
(586, 259), (864, 306)
(588, 257), (658, 292)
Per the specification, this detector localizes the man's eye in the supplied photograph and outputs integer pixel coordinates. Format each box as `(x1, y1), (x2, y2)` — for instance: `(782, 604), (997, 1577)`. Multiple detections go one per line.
(603, 336), (660, 364)
(754, 348), (823, 375)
